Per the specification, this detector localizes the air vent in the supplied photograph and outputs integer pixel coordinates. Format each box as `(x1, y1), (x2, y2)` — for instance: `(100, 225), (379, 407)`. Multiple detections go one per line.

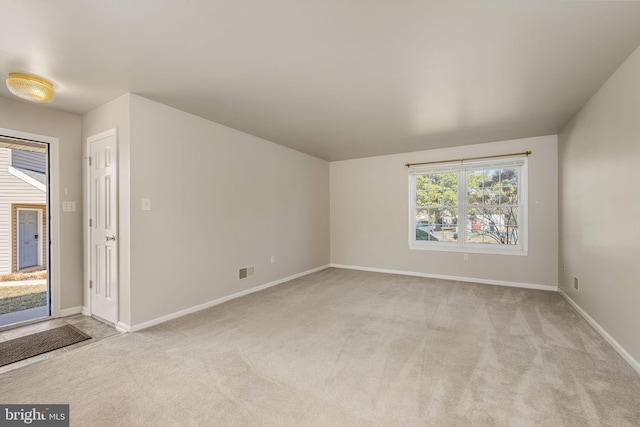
(573, 277), (579, 291)
(239, 266), (255, 280)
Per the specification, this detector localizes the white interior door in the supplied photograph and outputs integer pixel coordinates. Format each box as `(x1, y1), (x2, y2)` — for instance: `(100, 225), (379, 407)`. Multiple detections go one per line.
(18, 210), (38, 269)
(89, 130), (118, 323)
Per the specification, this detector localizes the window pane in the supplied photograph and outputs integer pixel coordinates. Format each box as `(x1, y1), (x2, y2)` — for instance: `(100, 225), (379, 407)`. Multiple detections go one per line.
(465, 166), (520, 246)
(416, 189), (428, 206)
(416, 172), (457, 208)
(467, 187), (481, 205)
(443, 188), (457, 206)
(430, 209), (459, 242)
(500, 185), (518, 205)
(428, 191), (442, 206)
(416, 175), (429, 192)
(466, 207), (519, 245)
(415, 208), (437, 241)
(500, 168), (518, 185)
(484, 187), (502, 206)
(415, 208), (458, 242)
(467, 170), (483, 188)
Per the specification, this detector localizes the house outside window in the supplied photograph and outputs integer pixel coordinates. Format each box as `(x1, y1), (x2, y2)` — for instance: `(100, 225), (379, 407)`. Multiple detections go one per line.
(409, 156), (527, 255)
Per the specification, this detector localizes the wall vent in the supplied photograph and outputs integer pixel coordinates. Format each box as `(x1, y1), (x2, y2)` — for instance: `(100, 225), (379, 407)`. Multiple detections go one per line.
(573, 277), (579, 291)
(239, 266), (255, 280)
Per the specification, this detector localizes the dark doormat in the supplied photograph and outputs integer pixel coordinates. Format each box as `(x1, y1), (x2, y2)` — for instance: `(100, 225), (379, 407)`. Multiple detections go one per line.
(0, 325), (91, 367)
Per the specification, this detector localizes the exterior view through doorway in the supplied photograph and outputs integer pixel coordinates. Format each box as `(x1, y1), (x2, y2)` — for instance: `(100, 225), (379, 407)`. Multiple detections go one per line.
(0, 136), (50, 328)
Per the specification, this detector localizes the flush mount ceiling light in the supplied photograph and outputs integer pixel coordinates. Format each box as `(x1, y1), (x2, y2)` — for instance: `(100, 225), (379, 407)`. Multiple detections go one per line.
(6, 73), (55, 103)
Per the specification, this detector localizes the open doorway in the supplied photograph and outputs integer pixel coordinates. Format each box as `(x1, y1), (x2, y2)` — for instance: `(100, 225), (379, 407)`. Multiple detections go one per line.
(0, 136), (50, 328)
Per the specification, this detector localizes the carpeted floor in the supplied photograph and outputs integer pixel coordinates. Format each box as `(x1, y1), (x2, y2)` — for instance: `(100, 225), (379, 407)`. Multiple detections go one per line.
(1, 268), (639, 426)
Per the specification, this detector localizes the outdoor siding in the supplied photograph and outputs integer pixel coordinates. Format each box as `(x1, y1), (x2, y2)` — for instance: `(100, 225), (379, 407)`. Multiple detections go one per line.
(0, 148), (46, 274)
(11, 150), (46, 172)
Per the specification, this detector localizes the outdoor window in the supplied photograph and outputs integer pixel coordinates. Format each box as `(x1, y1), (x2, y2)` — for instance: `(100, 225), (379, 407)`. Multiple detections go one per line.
(409, 156), (527, 255)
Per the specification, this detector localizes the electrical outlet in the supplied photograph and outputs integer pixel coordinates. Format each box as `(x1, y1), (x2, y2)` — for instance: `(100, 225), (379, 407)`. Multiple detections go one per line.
(62, 201), (76, 212)
(463, 254), (469, 261)
(270, 256), (275, 264)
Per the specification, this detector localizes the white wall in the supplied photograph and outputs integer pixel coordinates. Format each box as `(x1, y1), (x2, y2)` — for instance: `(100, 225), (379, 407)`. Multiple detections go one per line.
(331, 135), (558, 288)
(0, 95), (83, 311)
(559, 44), (640, 364)
(128, 95), (329, 326)
(83, 94), (329, 329)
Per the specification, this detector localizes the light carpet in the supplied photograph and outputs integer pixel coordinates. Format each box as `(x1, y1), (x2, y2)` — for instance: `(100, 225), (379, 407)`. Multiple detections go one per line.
(1, 268), (639, 426)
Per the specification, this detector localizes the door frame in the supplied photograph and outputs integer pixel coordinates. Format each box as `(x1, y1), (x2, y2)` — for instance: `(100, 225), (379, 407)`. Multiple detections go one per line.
(84, 128), (119, 323)
(0, 127), (60, 317)
(16, 208), (42, 270)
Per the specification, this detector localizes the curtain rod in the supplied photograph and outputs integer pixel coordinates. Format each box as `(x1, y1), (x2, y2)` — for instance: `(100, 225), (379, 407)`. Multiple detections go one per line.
(405, 151), (531, 168)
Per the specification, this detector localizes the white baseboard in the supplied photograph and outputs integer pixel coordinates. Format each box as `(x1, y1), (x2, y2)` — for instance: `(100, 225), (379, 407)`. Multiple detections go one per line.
(559, 290), (640, 376)
(330, 264), (557, 292)
(127, 265), (330, 332)
(115, 322), (130, 333)
(79, 306), (128, 332)
(58, 306), (83, 317)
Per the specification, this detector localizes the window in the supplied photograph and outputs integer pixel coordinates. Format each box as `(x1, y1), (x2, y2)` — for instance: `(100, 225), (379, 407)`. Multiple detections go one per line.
(409, 156), (527, 255)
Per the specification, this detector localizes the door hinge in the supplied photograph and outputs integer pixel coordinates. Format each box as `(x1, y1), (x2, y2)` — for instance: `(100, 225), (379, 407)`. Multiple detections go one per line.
(85, 156), (92, 166)
(89, 218), (93, 227)
(89, 280), (93, 289)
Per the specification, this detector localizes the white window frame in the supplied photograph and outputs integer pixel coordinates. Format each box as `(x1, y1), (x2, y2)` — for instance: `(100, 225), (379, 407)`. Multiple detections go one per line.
(409, 156), (528, 256)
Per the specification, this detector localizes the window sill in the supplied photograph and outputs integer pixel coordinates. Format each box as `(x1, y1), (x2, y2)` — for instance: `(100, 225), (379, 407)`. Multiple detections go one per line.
(409, 243), (527, 256)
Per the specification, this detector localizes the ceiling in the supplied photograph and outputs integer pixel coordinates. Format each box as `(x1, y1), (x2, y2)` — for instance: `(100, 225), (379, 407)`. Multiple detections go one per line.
(2, 1), (640, 161)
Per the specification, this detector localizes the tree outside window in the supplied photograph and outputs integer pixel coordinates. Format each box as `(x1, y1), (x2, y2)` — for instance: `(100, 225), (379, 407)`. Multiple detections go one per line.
(410, 156), (526, 254)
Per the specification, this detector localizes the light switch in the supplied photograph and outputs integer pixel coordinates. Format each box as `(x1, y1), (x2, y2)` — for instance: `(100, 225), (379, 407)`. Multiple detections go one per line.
(62, 201), (76, 212)
(142, 198), (151, 211)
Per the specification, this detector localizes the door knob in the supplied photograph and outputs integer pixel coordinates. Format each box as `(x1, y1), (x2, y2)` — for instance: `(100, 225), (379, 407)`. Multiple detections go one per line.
(106, 236), (116, 242)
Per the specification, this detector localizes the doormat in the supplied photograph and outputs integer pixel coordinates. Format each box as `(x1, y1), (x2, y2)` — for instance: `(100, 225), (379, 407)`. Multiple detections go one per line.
(0, 325), (91, 367)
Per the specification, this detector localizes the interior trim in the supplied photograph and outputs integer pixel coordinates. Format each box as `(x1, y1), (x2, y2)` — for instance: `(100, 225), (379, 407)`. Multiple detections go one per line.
(330, 263), (557, 292)
(118, 264), (331, 332)
(559, 289), (640, 376)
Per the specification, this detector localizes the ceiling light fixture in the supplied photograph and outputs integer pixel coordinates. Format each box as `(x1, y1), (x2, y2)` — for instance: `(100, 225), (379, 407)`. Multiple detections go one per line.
(6, 73), (55, 103)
